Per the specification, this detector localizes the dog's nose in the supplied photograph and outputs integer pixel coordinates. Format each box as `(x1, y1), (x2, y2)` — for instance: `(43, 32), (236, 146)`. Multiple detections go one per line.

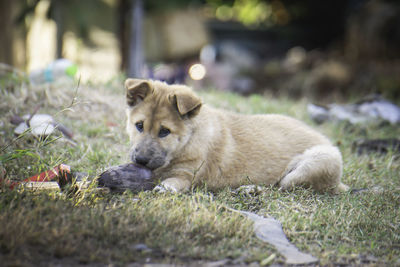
(135, 155), (150, 166)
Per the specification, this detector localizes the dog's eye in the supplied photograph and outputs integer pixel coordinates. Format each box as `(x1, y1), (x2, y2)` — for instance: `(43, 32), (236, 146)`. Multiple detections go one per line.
(158, 127), (170, 138)
(135, 122), (144, 132)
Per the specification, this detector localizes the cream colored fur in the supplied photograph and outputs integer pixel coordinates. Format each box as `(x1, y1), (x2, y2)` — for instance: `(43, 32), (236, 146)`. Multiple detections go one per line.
(125, 79), (348, 193)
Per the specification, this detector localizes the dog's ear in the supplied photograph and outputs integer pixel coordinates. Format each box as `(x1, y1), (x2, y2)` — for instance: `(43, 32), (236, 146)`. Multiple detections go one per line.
(172, 92), (202, 118)
(125, 79), (151, 107)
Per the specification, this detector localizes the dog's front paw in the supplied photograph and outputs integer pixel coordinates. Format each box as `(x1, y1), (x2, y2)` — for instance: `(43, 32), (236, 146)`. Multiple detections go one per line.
(234, 185), (264, 196)
(153, 178), (190, 193)
(153, 184), (169, 193)
(153, 182), (179, 193)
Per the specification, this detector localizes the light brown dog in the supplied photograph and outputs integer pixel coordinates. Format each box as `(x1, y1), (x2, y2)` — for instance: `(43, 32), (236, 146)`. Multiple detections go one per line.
(125, 79), (348, 193)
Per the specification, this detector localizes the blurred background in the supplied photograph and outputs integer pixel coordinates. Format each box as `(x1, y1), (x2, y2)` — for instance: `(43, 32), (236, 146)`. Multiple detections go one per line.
(1, 0), (400, 101)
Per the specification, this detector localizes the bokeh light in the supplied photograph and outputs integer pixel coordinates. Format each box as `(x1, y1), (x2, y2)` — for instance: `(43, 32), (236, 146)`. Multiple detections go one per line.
(189, 63), (206, 80)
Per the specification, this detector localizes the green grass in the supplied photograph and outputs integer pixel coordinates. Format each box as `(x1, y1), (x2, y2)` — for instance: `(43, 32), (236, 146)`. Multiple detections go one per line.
(1, 79), (399, 266)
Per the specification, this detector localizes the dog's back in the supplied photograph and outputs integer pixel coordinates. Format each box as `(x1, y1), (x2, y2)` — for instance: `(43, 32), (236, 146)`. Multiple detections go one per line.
(191, 107), (342, 191)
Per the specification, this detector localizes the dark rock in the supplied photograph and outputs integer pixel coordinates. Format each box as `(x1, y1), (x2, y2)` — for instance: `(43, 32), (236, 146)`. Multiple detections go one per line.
(97, 163), (154, 193)
(353, 138), (400, 155)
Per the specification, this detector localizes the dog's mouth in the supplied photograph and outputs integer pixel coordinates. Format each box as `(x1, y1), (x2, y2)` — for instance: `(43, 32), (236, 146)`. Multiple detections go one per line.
(136, 162), (162, 171)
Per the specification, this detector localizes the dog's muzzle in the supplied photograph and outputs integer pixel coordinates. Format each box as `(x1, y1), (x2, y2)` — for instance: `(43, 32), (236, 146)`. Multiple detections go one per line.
(130, 149), (166, 170)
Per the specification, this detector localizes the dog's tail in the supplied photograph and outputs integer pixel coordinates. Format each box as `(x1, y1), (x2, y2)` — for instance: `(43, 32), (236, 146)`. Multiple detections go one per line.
(279, 145), (348, 194)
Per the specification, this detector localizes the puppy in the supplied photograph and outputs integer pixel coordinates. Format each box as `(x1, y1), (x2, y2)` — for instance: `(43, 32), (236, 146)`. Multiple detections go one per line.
(125, 79), (348, 193)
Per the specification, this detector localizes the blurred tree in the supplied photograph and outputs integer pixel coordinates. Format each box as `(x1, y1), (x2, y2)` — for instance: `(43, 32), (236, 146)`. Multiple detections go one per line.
(118, 0), (131, 71)
(14, 0), (114, 55)
(52, 0), (64, 58)
(128, 0), (144, 78)
(0, 0), (15, 65)
(5, 0), (399, 76)
(118, 0), (205, 73)
(345, 0), (400, 60)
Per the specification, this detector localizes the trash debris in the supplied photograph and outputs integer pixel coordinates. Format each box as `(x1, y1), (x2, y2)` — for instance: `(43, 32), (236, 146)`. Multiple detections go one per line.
(21, 182), (61, 190)
(10, 114), (74, 139)
(238, 210), (319, 265)
(352, 138), (400, 155)
(27, 164), (71, 183)
(0, 164), (68, 190)
(0, 164), (89, 192)
(308, 95), (400, 125)
(97, 163), (154, 193)
(29, 58), (78, 85)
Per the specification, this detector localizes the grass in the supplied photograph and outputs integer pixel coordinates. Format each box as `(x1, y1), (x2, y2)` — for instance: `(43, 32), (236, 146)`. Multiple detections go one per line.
(0, 78), (399, 266)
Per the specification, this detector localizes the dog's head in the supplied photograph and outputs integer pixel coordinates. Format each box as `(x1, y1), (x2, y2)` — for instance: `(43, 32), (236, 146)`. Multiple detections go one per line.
(125, 78), (202, 170)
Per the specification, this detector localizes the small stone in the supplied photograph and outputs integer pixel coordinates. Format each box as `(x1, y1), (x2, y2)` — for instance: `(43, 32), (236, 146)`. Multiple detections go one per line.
(132, 243), (152, 253)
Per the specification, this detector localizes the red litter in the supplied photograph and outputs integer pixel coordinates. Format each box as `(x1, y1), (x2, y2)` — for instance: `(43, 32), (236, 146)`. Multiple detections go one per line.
(1, 164), (72, 190)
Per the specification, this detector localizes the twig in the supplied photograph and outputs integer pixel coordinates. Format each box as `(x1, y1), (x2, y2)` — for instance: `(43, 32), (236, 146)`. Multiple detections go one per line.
(191, 160), (205, 188)
(26, 105), (41, 127)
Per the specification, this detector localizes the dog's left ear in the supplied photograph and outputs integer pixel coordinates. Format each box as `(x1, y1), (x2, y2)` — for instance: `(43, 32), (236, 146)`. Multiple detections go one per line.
(172, 92), (202, 118)
(125, 78), (151, 107)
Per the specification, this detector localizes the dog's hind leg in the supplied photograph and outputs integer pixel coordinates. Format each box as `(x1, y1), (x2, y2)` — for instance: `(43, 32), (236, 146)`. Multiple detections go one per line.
(279, 145), (348, 193)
